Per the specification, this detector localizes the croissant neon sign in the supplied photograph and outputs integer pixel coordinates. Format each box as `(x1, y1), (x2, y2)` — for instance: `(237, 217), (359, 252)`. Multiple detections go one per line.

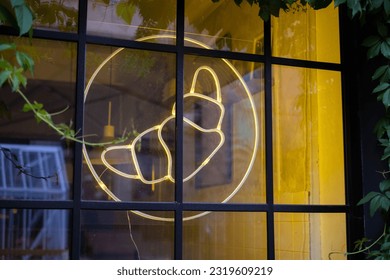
(83, 35), (259, 221)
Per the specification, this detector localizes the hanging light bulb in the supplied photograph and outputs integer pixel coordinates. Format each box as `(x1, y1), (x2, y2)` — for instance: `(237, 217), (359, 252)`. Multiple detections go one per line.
(102, 101), (115, 142)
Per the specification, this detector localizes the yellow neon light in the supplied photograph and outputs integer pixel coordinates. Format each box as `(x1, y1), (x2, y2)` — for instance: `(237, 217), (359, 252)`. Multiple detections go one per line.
(100, 66), (224, 184)
(83, 35), (259, 222)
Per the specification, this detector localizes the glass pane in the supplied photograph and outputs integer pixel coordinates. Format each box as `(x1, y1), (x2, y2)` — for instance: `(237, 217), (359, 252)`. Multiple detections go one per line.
(0, 36), (76, 200)
(183, 212), (267, 259)
(82, 44), (176, 202)
(275, 213), (346, 260)
(273, 66), (344, 205)
(0, 209), (70, 259)
(81, 210), (174, 260)
(271, 5), (340, 63)
(183, 55), (265, 203)
(27, 0), (78, 32)
(87, 0), (176, 42)
(185, 0), (264, 54)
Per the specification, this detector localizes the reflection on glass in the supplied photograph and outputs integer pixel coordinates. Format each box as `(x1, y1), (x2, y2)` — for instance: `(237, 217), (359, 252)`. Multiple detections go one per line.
(183, 55), (265, 204)
(275, 213), (346, 260)
(271, 4), (340, 63)
(183, 212), (267, 259)
(82, 40), (264, 209)
(273, 66), (344, 205)
(27, 0), (79, 32)
(185, 0), (264, 54)
(81, 210), (173, 260)
(87, 0), (176, 42)
(0, 36), (76, 200)
(0, 209), (69, 259)
(82, 43), (176, 202)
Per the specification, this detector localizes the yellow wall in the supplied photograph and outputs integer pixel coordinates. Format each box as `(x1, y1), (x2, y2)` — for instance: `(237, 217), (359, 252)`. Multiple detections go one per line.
(272, 5), (346, 259)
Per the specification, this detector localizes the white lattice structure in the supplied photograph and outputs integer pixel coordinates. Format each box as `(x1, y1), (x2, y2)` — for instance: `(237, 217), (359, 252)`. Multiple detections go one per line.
(0, 144), (69, 259)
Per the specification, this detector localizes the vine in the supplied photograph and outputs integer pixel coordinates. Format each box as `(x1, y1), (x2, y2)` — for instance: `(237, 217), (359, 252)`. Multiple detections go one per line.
(0, 0), (130, 147)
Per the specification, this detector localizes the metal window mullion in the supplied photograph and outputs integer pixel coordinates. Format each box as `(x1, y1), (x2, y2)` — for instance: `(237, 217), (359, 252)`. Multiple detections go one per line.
(71, 0), (88, 260)
(337, 6), (364, 259)
(264, 20), (275, 260)
(174, 0), (185, 260)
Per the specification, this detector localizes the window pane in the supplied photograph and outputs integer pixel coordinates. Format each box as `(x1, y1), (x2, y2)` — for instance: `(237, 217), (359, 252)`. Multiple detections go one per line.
(0, 209), (70, 259)
(273, 66), (345, 205)
(183, 55), (265, 203)
(183, 212), (267, 259)
(185, 0), (264, 54)
(81, 210), (174, 260)
(87, 0), (176, 42)
(0, 36), (76, 200)
(272, 5), (340, 63)
(82, 44), (176, 202)
(275, 213), (346, 260)
(27, 0), (78, 32)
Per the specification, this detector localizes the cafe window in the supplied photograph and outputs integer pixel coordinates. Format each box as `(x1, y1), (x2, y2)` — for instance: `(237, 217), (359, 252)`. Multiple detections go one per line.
(0, 0), (351, 260)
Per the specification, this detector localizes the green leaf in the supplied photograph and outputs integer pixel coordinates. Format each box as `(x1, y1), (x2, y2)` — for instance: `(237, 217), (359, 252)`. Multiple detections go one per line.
(385, 0), (390, 16)
(259, 7), (270, 22)
(11, 1), (34, 35)
(10, 0), (26, 6)
(383, 68), (390, 82)
(372, 66), (389, 81)
(0, 58), (12, 70)
(334, 0), (347, 7)
(348, 0), (362, 18)
(377, 21), (388, 38)
(22, 101), (43, 112)
(15, 51), (34, 73)
(374, 117), (390, 138)
(0, 43), (16, 52)
(382, 88), (390, 106)
(308, 0), (332, 10)
(381, 143), (390, 159)
(380, 241), (390, 251)
(380, 196), (390, 212)
(373, 82), (390, 93)
(380, 180), (390, 192)
(367, 42), (381, 59)
(0, 70), (11, 87)
(116, 2), (136, 25)
(22, 103), (32, 112)
(381, 41), (390, 58)
(362, 36), (381, 47)
(371, 0), (384, 10)
(358, 191), (380, 205)
(370, 195), (382, 216)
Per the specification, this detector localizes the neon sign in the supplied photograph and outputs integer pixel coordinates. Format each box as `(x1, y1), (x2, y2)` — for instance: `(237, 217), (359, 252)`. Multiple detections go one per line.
(83, 35), (259, 221)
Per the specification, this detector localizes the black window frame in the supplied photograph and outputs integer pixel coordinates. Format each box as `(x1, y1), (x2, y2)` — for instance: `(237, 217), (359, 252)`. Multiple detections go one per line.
(0, 1), (365, 260)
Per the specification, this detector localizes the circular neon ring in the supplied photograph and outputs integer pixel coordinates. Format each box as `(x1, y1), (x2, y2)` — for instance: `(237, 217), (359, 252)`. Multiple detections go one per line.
(83, 35), (259, 221)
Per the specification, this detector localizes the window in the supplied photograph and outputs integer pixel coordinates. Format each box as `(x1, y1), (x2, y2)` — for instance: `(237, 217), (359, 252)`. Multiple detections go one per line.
(0, 0), (352, 260)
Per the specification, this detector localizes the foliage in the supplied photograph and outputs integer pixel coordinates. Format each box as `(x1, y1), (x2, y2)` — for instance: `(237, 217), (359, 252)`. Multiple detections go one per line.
(0, 0), (130, 146)
(212, 0), (390, 259)
(212, 0), (333, 21)
(0, 0), (34, 35)
(352, 0), (390, 260)
(26, 0), (78, 32)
